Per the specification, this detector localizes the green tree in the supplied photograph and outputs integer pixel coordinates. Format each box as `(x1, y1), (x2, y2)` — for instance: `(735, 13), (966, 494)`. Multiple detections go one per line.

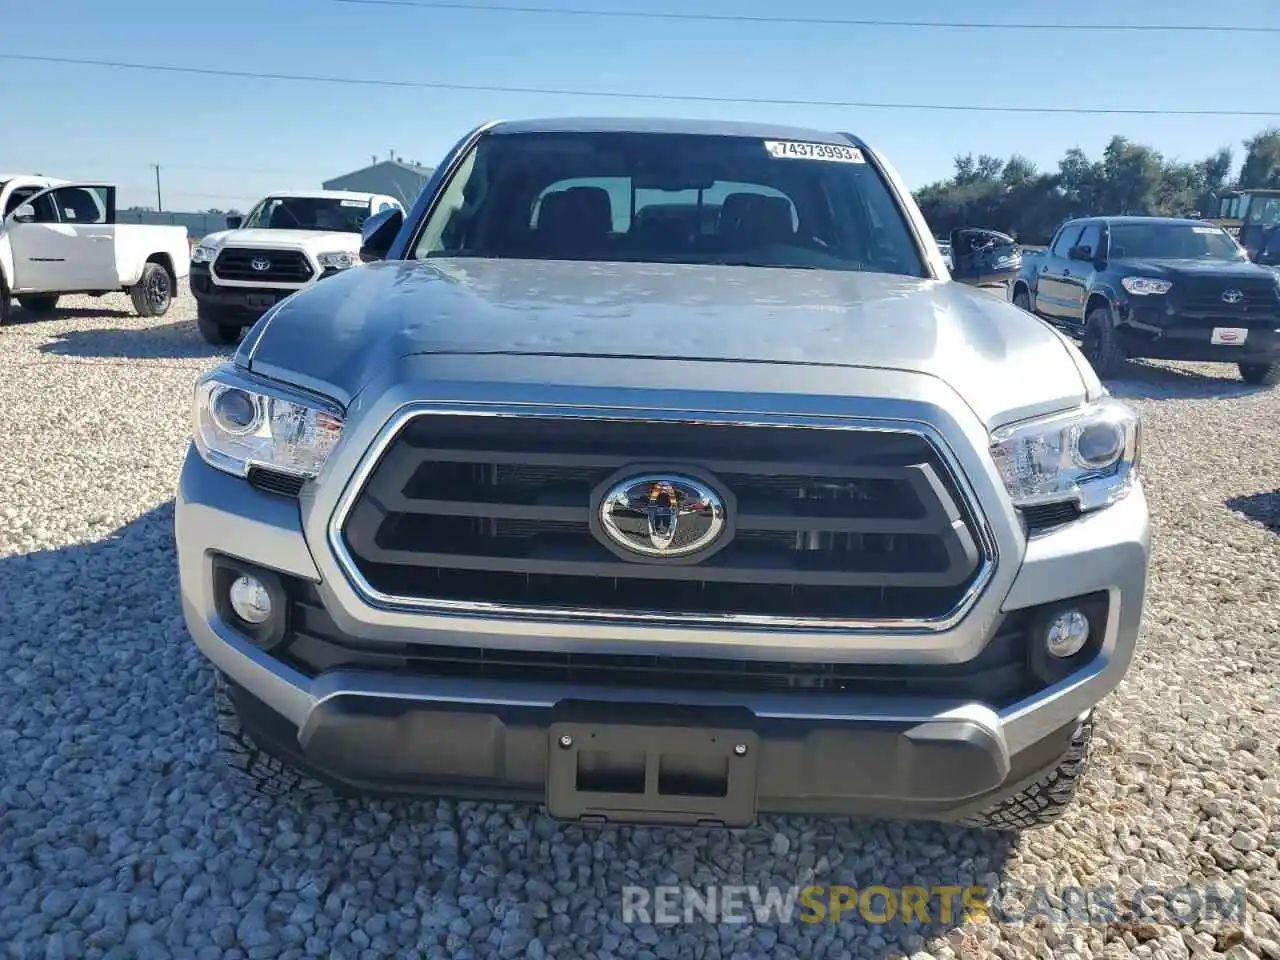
(910, 127), (1273, 243)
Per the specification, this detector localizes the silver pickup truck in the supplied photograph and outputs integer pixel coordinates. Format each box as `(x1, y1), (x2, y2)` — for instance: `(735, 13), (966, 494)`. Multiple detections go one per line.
(176, 117), (1149, 831)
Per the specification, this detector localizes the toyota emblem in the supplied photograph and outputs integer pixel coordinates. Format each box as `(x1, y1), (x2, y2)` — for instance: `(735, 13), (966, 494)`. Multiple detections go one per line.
(594, 473), (728, 560)
(1222, 289), (1244, 304)
(251, 257), (271, 272)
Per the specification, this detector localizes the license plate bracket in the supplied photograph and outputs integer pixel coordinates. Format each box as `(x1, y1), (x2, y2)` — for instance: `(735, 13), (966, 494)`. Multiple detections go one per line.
(246, 294), (277, 309)
(1211, 326), (1248, 345)
(546, 722), (759, 827)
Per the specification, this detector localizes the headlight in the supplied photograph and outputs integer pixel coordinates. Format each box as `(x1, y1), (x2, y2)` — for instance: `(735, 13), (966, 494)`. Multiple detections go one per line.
(1121, 276), (1172, 296)
(192, 244), (217, 264)
(192, 366), (343, 479)
(317, 251), (361, 270)
(990, 397), (1141, 512)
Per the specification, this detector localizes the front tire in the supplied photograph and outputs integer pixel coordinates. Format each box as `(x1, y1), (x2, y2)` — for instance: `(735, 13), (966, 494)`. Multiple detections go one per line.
(1081, 305), (1127, 379)
(17, 294), (59, 314)
(958, 712), (1095, 832)
(212, 672), (326, 799)
(196, 305), (242, 346)
(1238, 361), (1280, 387)
(130, 262), (172, 317)
(1012, 288), (1032, 312)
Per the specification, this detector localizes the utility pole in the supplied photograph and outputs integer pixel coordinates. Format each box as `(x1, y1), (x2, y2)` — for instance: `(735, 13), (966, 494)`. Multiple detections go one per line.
(153, 164), (163, 212)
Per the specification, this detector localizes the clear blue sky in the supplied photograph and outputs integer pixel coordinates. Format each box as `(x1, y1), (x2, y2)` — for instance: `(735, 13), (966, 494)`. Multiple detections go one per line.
(3, 0), (1278, 212)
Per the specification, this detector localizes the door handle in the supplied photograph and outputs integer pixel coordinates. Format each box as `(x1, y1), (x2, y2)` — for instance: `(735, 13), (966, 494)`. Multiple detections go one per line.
(86, 234), (112, 241)
(1040, 265), (1048, 273)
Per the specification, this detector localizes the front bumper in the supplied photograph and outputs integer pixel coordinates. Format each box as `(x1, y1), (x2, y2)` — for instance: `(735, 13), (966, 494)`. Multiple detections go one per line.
(177, 423), (1150, 822)
(189, 264), (342, 322)
(1118, 306), (1280, 363)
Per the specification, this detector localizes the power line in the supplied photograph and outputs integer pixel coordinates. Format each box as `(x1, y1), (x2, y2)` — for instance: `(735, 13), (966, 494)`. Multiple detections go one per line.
(2, 53), (1279, 118)
(327, 0), (1280, 34)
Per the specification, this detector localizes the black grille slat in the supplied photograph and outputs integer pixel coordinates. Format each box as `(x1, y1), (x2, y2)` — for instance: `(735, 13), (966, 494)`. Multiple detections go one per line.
(340, 414), (989, 622)
(213, 247), (316, 283)
(1174, 278), (1280, 318)
(283, 592), (1031, 703)
(247, 467), (306, 498)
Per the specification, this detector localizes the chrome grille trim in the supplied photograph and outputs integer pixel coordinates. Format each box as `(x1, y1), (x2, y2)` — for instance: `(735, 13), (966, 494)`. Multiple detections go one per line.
(325, 402), (999, 633)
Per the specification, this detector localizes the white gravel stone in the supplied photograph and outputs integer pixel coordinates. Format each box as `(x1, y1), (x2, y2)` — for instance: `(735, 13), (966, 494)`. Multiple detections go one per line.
(1, 292), (1279, 958)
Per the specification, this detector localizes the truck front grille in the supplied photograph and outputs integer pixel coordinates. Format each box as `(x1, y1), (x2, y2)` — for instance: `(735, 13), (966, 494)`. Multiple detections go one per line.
(1175, 278), (1279, 317)
(213, 247), (315, 284)
(337, 412), (991, 626)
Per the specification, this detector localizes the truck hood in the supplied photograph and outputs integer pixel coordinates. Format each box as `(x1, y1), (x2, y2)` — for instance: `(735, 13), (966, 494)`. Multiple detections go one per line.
(197, 228), (360, 252)
(244, 258), (1092, 427)
(1109, 257), (1279, 281)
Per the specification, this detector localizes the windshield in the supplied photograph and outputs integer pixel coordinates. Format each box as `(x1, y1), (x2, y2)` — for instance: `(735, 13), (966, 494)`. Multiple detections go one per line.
(1245, 196), (1280, 227)
(411, 131), (927, 277)
(1108, 222), (1245, 261)
(240, 196), (372, 233)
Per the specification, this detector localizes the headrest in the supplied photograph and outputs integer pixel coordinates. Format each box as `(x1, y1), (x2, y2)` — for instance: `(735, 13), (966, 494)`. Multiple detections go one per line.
(720, 193), (795, 246)
(536, 186), (612, 238)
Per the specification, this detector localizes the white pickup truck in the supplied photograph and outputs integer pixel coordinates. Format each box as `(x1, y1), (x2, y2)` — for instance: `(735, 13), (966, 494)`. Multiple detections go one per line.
(0, 175), (190, 325)
(189, 190), (404, 345)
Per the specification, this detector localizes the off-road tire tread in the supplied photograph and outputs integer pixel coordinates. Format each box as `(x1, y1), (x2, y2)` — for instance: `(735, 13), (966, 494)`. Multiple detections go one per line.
(197, 307), (241, 346)
(212, 672), (328, 799)
(17, 294), (59, 314)
(956, 712), (1094, 832)
(1237, 361), (1280, 387)
(1082, 307), (1127, 379)
(130, 263), (171, 318)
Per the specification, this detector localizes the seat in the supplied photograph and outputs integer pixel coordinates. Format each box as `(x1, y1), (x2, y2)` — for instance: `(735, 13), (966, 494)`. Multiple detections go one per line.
(719, 193), (795, 250)
(629, 207), (692, 254)
(535, 186), (613, 256)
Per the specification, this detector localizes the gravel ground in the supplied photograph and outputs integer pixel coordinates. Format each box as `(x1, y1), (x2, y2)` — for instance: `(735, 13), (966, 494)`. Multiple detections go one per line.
(1, 287), (1278, 960)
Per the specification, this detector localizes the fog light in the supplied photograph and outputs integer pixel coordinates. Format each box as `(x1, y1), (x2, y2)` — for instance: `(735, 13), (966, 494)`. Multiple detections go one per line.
(228, 575), (272, 624)
(1045, 609), (1090, 658)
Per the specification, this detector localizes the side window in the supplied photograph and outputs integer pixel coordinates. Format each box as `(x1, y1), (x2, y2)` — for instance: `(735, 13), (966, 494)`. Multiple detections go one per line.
(4, 186), (43, 216)
(1075, 224), (1102, 257)
(49, 186), (109, 225)
(415, 146), (478, 256)
(1050, 224), (1082, 258)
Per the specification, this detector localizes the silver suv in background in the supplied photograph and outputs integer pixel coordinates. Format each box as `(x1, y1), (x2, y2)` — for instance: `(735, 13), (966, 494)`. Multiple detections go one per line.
(176, 118), (1148, 831)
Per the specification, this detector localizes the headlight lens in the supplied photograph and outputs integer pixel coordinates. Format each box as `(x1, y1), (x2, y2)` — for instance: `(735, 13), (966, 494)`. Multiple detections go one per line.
(191, 244), (217, 264)
(990, 396), (1141, 512)
(317, 250), (361, 269)
(193, 366), (343, 479)
(1121, 276), (1172, 296)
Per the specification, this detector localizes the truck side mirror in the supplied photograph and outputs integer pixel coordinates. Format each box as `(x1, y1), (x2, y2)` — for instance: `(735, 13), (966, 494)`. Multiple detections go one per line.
(226, 215), (243, 229)
(11, 203), (36, 223)
(360, 207), (404, 263)
(1067, 245), (1094, 262)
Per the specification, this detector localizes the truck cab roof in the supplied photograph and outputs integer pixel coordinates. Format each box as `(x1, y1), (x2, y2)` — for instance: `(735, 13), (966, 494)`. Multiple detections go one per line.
(486, 116), (869, 147)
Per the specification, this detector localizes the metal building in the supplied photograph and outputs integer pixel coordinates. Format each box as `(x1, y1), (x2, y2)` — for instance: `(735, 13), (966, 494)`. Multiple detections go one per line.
(322, 155), (436, 207)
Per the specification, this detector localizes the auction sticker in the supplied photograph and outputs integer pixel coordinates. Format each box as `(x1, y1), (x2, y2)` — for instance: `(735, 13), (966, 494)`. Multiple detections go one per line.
(765, 140), (865, 163)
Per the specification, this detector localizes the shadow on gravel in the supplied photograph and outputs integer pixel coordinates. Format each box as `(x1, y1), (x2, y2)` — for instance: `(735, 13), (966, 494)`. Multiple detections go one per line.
(38, 320), (232, 361)
(7, 304), (135, 325)
(0, 502), (1017, 959)
(1105, 361), (1269, 401)
(1226, 490), (1280, 534)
